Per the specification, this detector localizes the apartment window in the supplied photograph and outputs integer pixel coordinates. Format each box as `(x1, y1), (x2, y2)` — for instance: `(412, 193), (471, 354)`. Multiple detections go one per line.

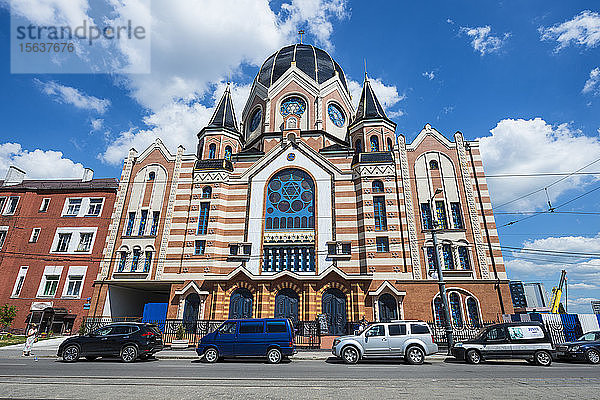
(42, 275), (60, 297)
(12, 267), (28, 297)
(341, 243), (351, 255)
(435, 201), (448, 229)
(125, 212), (136, 236)
(372, 180), (384, 193)
(0, 230), (6, 250)
(426, 247), (438, 270)
(195, 240), (206, 255)
(65, 275), (83, 297)
(420, 203), (433, 230)
(65, 199), (82, 216)
(243, 244), (251, 255)
(76, 233), (94, 252)
(230, 244), (239, 255)
(327, 243), (336, 255)
(87, 198), (103, 216)
(451, 202), (464, 229)
(29, 228), (41, 243)
(143, 251), (152, 272)
(55, 233), (72, 252)
(117, 252), (127, 272)
(376, 237), (389, 252)
(0, 198), (6, 212)
(458, 246), (471, 270)
(138, 210), (148, 236)
(373, 196), (387, 231)
(39, 198), (50, 212)
(198, 203), (210, 235)
(150, 211), (160, 235)
(442, 244), (455, 270)
(4, 197), (19, 215)
(131, 249), (141, 271)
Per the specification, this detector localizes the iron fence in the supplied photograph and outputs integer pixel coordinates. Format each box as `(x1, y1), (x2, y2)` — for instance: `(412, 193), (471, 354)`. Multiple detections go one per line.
(294, 320), (320, 349)
(426, 320), (498, 347)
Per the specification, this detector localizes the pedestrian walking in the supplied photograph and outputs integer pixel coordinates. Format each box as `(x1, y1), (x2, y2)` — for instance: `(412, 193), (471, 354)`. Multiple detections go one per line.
(22, 324), (38, 357)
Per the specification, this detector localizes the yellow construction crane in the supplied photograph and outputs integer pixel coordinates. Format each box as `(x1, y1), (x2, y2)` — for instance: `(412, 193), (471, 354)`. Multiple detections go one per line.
(549, 269), (567, 314)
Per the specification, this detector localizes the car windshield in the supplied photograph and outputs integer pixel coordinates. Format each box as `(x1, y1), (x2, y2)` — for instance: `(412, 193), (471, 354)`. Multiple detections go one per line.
(474, 327), (489, 340)
(577, 332), (599, 341)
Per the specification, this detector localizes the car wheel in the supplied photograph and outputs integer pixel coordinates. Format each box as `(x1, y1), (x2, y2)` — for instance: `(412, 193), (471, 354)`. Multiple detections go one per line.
(405, 346), (425, 365)
(85, 356), (97, 361)
(534, 350), (552, 366)
(120, 345), (138, 363)
(466, 349), (481, 365)
(341, 346), (360, 364)
(267, 348), (282, 364)
(203, 347), (219, 363)
(585, 349), (600, 365)
(62, 345), (80, 363)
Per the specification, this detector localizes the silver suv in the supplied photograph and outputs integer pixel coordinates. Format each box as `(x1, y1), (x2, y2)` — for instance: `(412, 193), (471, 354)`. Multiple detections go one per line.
(332, 320), (439, 364)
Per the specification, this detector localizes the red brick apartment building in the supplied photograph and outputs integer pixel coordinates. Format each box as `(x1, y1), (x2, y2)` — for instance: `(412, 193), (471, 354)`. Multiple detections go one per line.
(0, 166), (118, 334)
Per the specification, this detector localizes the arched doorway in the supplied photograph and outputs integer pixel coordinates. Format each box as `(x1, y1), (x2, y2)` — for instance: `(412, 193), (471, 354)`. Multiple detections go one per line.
(322, 288), (346, 335)
(229, 288), (253, 319)
(378, 293), (398, 322)
(274, 288), (299, 324)
(183, 293), (200, 333)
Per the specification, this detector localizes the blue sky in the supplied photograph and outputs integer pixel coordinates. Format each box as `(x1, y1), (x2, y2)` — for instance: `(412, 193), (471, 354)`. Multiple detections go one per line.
(0, 1), (599, 312)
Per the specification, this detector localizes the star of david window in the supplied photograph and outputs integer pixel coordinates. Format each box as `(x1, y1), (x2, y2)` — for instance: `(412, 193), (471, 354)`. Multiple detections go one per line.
(327, 103), (345, 127)
(280, 97), (306, 117)
(250, 108), (262, 132)
(265, 169), (314, 230)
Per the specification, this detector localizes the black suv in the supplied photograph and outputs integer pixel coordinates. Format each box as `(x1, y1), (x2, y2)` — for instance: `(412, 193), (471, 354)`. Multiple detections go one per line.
(58, 323), (163, 363)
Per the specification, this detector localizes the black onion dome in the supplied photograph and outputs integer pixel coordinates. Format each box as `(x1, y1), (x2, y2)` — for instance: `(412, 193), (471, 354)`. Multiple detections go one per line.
(256, 44), (348, 93)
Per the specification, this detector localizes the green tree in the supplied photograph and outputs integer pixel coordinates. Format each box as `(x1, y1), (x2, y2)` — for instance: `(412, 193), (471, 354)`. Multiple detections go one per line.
(0, 304), (17, 330)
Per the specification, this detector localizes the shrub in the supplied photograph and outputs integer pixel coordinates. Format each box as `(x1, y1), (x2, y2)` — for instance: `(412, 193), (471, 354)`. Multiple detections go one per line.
(0, 305), (17, 330)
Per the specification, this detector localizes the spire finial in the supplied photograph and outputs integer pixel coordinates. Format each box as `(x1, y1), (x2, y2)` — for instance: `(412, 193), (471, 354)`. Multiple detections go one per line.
(364, 58), (368, 81)
(298, 30), (305, 44)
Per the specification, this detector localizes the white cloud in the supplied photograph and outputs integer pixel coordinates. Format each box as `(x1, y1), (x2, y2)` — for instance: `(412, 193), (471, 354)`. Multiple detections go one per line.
(0, 142), (84, 179)
(583, 67), (600, 95)
(460, 25), (510, 55)
(6, 0), (91, 27)
(422, 71), (435, 80)
(568, 283), (599, 290)
(478, 118), (600, 211)
(90, 118), (104, 131)
(348, 78), (405, 118)
(539, 10), (600, 51)
(34, 79), (110, 114)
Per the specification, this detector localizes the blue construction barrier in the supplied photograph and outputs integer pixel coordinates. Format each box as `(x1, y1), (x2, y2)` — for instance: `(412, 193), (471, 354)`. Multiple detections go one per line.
(503, 313), (599, 344)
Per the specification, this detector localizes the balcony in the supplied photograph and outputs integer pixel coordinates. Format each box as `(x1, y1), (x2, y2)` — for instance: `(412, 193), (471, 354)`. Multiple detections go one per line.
(194, 159), (234, 172)
(352, 151), (394, 166)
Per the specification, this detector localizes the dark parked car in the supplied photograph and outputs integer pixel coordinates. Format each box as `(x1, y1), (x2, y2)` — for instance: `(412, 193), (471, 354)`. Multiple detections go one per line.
(196, 318), (296, 364)
(452, 322), (555, 366)
(58, 323), (163, 363)
(556, 331), (600, 364)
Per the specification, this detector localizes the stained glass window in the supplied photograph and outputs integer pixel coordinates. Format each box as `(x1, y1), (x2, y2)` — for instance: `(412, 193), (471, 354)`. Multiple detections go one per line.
(370, 135), (380, 152)
(451, 202), (463, 229)
(434, 297), (446, 325)
(426, 247), (438, 270)
(198, 203), (210, 235)
(265, 169), (314, 230)
(202, 186), (212, 199)
(143, 251), (152, 272)
(442, 244), (455, 270)
(421, 203), (433, 230)
(355, 139), (362, 153)
(372, 180), (384, 193)
(466, 297), (480, 326)
(458, 246), (471, 270)
(208, 143), (216, 159)
(435, 201), (448, 229)
(224, 146), (232, 161)
(387, 138), (393, 151)
(250, 108), (262, 132)
(280, 97), (306, 116)
(449, 292), (463, 327)
(327, 103), (345, 127)
(373, 196), (387, 231)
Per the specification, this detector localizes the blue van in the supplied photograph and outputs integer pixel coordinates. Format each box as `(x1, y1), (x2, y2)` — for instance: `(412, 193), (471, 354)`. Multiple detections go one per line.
(196, 318), (296, 364)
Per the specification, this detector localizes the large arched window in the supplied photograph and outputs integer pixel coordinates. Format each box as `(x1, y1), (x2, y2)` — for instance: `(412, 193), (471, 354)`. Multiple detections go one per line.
(372, 180), (384, 193)
(449, 292), (463, 327)
(370, 135), (380, 152)
(224, 146), (232, 161)
(265, 169), (314, 230)
(466, 297), (481, 326)
(208, 143), (216, 159)
(433, 296), (446, 326)
(280, 96), (306, 116)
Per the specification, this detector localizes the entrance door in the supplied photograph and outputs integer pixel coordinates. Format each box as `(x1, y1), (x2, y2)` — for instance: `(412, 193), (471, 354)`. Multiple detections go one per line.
(275, 289), (299, 324)
(229, 288), (253, 319)
(183, 294), (200, 333)
(378, 294), (398, 322)
(322, 289), (347, 335)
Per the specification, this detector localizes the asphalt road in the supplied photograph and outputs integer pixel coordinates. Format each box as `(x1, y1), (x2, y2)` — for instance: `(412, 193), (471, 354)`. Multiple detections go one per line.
(0, 356), (599, 399)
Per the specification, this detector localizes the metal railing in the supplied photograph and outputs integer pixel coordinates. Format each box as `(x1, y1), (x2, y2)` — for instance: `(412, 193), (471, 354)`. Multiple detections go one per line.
(426, 320), (497, 347)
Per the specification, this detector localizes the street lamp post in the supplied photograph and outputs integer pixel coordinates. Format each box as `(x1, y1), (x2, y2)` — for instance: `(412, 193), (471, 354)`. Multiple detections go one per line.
(428, 189), (454, 354)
